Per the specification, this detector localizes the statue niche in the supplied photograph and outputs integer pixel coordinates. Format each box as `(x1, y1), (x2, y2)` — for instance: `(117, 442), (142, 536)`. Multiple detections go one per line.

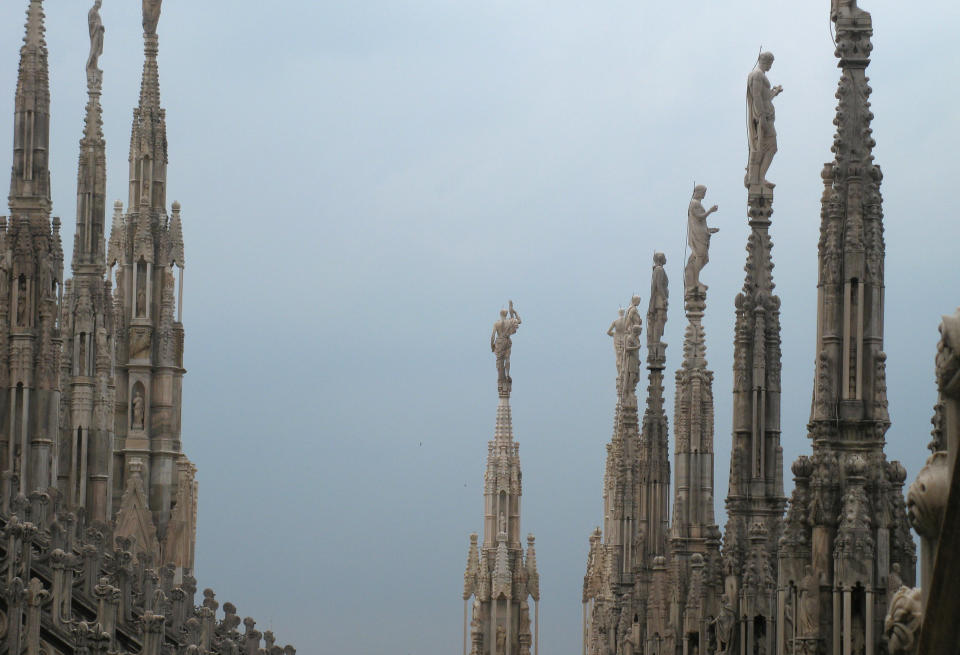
(131, 383), (146, 432)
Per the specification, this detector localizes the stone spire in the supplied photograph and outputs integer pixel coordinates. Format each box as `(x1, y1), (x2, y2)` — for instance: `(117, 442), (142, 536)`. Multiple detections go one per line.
(639, 253), (671, 565)
(58, 0), (117, 524)
(0, 0), (63, 512)
(8, 0), (51, 216)
(463, 304), (538, 655)
(110, 0), (195, 573)
(720, 62), (787, 653)
(777, 3), (915, 654)
(583, 295), (643, 655)
(583, 258), (673, 655)
(665, 187), (722, 655)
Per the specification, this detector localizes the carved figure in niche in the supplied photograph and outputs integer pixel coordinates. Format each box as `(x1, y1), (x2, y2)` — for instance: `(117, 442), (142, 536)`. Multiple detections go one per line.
(887, 563), (903, 601)
(132, 388), (145, 430)
(498, 511), (507, 535)
(0, 251), (9, 301)
(685, 185), (719, 295)
(496, 625), (506, 655)
(96, 326), (108, 361)
(39, 256), (53, 301)
(491, 301), (521, 387)
(647, 253), (668, 358)
(713, 594), (735, 654)
(16, 277), (27, 327)
(136, 287), (146, 318)
(608, 308), (628, 378)
(142, 0), (163, 35)
(78, 337), (87, 376)
(797, 565), (819, 638)
(782, 587), (795, 654)
(746, 52), (782, 189)
(86, 1), (104, 86)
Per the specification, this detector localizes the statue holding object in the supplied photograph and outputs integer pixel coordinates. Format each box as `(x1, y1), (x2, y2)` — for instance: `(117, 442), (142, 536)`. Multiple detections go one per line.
(746, 52), (782, 189)
(685, 185), (719, 297)
(491, 301), (522, 393)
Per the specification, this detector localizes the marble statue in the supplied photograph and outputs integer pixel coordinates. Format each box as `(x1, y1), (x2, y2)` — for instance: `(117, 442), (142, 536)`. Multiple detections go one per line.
(607, 308), (628, 377)
(496, 625), (507, 655)
(797, 565), (819, 638)
(86, 1), (104, 86)
(17, 277), (27, 326)
(491, 301), (521, 387)
(746, 52), (782, 188)
(622, 324), (642, 395)
(684, 185), (719, 295)
(625, 295), (642, 333)
(714, 595), (735, 654)
(647, 252), (668, 356)
(142, 0), (163, 35)
(132, 388), (145, 430)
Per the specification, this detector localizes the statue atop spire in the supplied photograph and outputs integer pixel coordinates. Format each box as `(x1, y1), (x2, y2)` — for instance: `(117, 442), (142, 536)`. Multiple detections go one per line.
(684, 185), (719, 298)
(143, 0), (162, 35)
(746, 52), (783, 189)
(646, 252), (668, 364)
(491, 300), (521, 396)
(86, 0), (104, 89)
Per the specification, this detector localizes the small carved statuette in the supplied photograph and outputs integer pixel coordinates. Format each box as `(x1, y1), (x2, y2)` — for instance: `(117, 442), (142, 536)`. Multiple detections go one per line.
(132, 388), (145, 430)
(607, 308), (627, 377)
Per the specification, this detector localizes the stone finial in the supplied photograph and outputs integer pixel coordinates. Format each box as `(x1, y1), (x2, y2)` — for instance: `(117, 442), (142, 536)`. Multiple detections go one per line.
(907, 451), (949, 539)
(792, 455), (814, 479)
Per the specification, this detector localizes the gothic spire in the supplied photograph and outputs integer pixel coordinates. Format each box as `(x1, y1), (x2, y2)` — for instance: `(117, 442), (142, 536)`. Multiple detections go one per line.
(9, 0), (51, 217)
(128, 0), (168, 214)
(74, 0), (107, 273)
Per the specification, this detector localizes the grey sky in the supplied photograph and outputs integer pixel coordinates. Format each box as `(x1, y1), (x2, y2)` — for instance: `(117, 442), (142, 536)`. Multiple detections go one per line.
(1, 1), (958, 652)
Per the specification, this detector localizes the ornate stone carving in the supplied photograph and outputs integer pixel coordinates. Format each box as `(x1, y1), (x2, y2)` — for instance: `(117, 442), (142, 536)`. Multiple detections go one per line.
(906, 451), (949, 540)
(646, 253), (668, 362)
(883, 586), (921, 655)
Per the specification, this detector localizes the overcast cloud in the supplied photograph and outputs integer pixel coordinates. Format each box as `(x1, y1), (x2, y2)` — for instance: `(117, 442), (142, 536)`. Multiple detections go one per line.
(0, 1), (958, 653)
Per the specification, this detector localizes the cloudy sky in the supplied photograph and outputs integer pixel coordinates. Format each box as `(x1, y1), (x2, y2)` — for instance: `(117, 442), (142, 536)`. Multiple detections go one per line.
(1, 1), (958, 652)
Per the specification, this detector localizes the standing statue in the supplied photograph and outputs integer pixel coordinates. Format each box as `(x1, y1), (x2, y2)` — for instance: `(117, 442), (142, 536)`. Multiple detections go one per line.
(798, 565), (820, 638)
(713, 594), (736, 654)
(685, 185), (719, 296)
(624, 295), (642, 333)
(142, 0), (163, 35)
(491, 301), (522, 389)
(646, 252), (668, 359)
(746, 52), (783, 189)
(621, 324), (642, 396)
(86, 1), (104, 86)
(496, 625), (507, 655)
(607, 308), (628, 378)
(132, 388), (145, 430)
(17, 277), (27, 327)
